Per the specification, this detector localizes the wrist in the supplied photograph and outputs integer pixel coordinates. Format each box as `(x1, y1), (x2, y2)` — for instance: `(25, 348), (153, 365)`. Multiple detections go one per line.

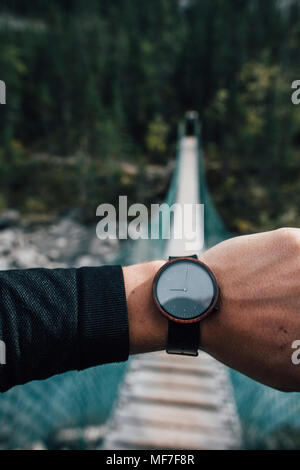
(198, 252), (229, 359)
(123, 257), (224, 357)
(123, 259), (167, 355)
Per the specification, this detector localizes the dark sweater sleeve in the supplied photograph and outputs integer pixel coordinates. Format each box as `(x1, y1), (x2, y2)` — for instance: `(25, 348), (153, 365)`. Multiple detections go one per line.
(0, 265), (129, 392)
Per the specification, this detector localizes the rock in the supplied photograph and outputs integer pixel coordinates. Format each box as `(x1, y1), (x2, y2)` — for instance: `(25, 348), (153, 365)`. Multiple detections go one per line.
(0, 257), (10, 270)
(50, 218), (87, 239)
(89, 236), (119, 256)
(56, 237), (68, 249)
(74, 255), (101, 268)
(48, 249), (61, 260)
(0, 229), (17, 252)
(0, 214), (120, 270)
(13, 247), (48, 268)
(0, 210), (19, 230)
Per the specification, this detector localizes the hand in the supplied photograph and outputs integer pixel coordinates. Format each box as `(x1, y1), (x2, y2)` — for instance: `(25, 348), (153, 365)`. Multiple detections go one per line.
(200, 228), (300, 392)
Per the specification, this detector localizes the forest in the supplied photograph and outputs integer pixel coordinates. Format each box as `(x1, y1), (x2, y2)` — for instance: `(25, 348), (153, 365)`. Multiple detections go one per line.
(0, 0), (299, 233)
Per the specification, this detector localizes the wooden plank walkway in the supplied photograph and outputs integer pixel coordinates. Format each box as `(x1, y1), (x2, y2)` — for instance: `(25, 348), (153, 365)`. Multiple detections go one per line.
(102, 137), (241, 450)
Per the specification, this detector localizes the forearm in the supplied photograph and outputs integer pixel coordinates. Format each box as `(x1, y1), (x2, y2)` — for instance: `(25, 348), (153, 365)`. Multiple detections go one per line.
(0, 260), (167, 392)
(0, 266), (129, 392)
(2, 226), (300, 394)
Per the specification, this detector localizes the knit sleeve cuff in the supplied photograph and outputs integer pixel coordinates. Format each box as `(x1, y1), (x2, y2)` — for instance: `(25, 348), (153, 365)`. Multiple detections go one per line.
(76, 265), (129, 370)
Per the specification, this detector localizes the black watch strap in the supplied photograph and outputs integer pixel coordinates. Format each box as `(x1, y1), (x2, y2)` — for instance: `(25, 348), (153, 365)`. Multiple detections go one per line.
(167, 321), (200, 356)
(166, 255), (200, 357)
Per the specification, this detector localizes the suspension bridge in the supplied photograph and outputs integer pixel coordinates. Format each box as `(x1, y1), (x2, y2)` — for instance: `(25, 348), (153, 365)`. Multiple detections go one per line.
(102, 117), (241, 450)
(1, 115), (300, 450)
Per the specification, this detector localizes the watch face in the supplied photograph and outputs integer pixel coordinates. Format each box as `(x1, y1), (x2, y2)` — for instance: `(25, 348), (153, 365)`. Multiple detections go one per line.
(154, 258), (218, 323)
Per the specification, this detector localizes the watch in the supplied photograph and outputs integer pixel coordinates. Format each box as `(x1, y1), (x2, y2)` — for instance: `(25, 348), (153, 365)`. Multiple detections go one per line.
(152, 255), (219, 356)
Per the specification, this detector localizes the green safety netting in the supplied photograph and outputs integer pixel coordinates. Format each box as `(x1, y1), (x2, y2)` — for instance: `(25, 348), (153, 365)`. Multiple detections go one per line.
(0, 122), (299, 449)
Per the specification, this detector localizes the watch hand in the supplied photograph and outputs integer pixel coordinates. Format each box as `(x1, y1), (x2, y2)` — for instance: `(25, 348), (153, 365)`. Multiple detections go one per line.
(184, 265), (189, 291)
(170, 288), (187, 292)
